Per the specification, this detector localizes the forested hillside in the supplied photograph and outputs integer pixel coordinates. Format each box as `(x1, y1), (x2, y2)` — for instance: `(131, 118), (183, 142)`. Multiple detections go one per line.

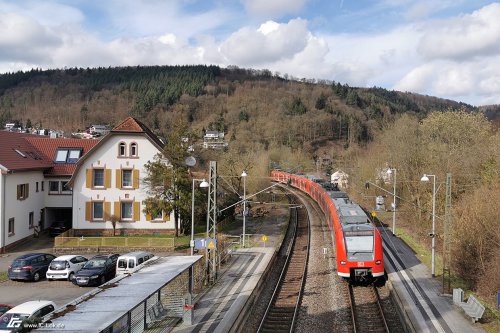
(0, 65), (476, 146)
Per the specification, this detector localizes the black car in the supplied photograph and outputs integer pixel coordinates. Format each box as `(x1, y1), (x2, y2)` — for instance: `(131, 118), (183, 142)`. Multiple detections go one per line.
(72, 254), (119, 286)
(49, 221), (71, 237)
(8, 253), (56, 281)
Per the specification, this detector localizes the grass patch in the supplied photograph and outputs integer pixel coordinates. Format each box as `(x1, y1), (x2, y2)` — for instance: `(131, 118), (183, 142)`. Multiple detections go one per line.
(0, 272), (7, 283)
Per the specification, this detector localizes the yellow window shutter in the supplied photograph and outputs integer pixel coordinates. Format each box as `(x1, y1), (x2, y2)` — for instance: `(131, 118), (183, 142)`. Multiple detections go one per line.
(85, 202), (92, 221)
(133, 201), (140, 221)
(86, 169), (92, 188)
(104, 202), (111, 221)
(114, 202), (121, 220)
(116, 169), (122, 189)
(163, 211), (170, 221)
(104, 169), (111, 188)
(133, 169), (140, 189)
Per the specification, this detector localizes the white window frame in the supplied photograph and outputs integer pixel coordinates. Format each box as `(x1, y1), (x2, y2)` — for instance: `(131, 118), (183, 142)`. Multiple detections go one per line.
(92, 202), (104, 221)
(93, 169), (105, 187)
(122, 170), (133, 188)
(121, 201), (133, 221)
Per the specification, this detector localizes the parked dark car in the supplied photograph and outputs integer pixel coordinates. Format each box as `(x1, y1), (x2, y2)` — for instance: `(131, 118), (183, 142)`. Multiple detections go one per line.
(8, 253), (56, 282)
(72, 254), (119, 286)
(0, 304), (13, 316)
(49, 221), (71, 237)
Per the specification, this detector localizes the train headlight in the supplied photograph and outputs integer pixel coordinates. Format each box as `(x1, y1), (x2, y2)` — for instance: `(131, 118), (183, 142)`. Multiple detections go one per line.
(375, 260), (381, 265)
(340, 261), (347, 265)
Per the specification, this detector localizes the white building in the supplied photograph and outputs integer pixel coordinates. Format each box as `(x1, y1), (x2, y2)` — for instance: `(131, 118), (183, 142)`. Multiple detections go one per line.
(69, 117), (175, 236)
(203, 130), (228, 149)
(0, 132), (97, 252)
(331, 170), (349, 190)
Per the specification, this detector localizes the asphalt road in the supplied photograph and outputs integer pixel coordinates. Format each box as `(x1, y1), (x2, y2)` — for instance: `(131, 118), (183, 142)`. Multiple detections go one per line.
(0, 234), (97, 308)
(0, 279), (92, 307)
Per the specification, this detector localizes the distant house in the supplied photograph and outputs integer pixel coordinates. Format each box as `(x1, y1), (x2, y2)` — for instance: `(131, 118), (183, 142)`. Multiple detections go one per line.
(203, 130), (228, 149)
(331, 170), (349, 189)
(89, 125), (110, 136)
(4, 123), (16, 131)
(69, 117), (175, 236)
(0, 132), (97, 252)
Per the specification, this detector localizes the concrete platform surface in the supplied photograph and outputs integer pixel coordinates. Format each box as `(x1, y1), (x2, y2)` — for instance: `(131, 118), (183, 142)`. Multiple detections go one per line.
(381, 227), (486, 333)
(172, 247), (274, 333)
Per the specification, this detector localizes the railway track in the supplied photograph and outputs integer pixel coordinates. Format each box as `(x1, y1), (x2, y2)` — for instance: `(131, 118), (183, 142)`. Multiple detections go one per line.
(348, 284), (390, 333)
(257, 198), (310, 333)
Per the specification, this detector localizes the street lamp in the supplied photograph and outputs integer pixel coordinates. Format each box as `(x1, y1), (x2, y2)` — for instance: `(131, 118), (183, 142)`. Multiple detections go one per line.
(421, 174), (437, 277)
(241, 171), (247, 248)
(191, 178), (209, 255)
(387, 168), (397, 236)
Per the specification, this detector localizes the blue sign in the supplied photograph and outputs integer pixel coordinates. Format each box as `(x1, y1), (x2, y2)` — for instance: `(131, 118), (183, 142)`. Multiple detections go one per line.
(194, 238), (206, 249)
(497, 291), (500, 310)
(194, 238), (217, 249)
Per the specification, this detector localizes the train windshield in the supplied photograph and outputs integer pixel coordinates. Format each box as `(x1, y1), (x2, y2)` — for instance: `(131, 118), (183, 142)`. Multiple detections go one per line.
(344, 229), (374, 254)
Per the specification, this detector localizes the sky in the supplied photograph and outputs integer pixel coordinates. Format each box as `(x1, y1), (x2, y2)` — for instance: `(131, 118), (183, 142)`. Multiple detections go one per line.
(0, 0), (499, 106)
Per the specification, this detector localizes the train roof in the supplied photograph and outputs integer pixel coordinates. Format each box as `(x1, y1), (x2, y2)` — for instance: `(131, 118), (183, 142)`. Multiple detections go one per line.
(329, 191), (349, 199)
(337, 205), (369, 224)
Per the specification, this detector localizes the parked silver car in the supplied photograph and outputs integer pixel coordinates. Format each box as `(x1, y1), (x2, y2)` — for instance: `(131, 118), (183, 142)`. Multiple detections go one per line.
(46, 255), (88, 281)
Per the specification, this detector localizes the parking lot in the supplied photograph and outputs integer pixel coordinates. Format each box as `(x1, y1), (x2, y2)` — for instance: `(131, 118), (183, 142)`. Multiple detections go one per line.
(0, 235), (99, 308)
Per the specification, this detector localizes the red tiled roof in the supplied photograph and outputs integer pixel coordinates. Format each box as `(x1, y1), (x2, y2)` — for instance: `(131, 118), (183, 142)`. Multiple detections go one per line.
(111, 116), (164, 148)
(112, 117), (148, 132)
(25, 137), (99, 176)
(0, 131), (53, 171)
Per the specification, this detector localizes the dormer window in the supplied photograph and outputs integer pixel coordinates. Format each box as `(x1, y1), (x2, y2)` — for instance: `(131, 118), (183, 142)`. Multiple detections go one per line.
(55, 148), (82, 163)
(130, 143), (137, 157)
(119, 142), (126, 157)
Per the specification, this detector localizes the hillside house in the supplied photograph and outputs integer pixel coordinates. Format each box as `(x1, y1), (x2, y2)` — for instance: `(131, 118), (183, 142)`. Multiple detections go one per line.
(203, 130), (228, 149)
(69, 117), (175, 236)
(331, 170), (349, 189)
(0, 132), (98, 252)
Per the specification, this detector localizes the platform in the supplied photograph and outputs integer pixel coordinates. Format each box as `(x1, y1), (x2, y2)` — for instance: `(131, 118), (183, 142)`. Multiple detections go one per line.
(172, 247), (275, 333)
(380, 227), (485, 333)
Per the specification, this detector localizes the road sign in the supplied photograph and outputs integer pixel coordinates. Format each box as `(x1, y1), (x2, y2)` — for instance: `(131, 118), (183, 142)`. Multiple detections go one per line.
(207, 238), (217, 249)
(194, 238), (206, 249)
(261, 235), (268, 242)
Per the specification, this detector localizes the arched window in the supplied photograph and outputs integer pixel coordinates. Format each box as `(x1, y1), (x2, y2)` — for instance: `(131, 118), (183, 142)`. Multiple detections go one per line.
(130, 143), (138, 157)
(118, 142), (126, 157)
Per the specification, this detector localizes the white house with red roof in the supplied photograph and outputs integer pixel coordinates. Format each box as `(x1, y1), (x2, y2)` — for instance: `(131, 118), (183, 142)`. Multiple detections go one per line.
(69, 117), (175, 236)
(0, 132), (98, 252)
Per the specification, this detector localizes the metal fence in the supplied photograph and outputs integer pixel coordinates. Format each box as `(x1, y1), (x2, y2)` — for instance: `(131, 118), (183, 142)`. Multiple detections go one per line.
(54, 235), (175, 250)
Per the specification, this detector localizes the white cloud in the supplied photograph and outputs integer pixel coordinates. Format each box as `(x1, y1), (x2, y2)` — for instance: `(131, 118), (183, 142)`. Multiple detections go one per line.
(219, 19), (309, 65)
(417, 3), (500, 60)
(0, 12), (62, 63)
(241, 0), (307, 18)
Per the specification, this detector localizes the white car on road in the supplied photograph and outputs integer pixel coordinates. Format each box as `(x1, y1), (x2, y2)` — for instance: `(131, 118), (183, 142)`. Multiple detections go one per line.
(46, 255), (88, 281)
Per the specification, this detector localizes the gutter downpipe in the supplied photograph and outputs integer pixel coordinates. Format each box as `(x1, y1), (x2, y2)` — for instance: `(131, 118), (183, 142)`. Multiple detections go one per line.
(0, 165), (7, 253)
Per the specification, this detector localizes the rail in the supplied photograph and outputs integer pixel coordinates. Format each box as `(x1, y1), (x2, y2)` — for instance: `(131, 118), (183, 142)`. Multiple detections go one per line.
(348, 284), (390, 333)
(257, 195), (310, 333)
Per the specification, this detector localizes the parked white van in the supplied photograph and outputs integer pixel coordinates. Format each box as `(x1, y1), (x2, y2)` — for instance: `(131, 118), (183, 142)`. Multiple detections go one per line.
(115, 252), (154, 275)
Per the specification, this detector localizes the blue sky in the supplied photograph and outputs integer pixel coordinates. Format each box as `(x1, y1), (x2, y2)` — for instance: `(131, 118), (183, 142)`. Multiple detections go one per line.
(0, 0), (499, 106)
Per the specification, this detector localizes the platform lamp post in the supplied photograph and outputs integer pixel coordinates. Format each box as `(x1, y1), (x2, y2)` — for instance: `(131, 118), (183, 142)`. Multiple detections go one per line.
(241, 170), (247, 248)
(421, 174), (437, 277)
(387, 168), (397, 236)
(191, 179), (209, 256)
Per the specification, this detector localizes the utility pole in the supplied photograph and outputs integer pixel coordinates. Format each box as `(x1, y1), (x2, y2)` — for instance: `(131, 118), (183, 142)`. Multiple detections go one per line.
(443, 173), (452, 294)
(206, 161), (217, 285)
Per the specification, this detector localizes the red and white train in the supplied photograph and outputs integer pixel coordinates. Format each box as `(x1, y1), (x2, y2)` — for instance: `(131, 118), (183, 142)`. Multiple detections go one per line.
(271, 170), (385, 283)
